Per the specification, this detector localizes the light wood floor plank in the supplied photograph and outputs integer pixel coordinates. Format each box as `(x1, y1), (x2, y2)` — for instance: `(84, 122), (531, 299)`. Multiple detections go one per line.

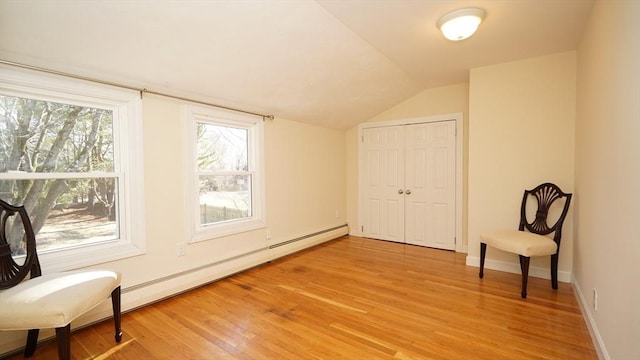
(3, 236), (597, 359)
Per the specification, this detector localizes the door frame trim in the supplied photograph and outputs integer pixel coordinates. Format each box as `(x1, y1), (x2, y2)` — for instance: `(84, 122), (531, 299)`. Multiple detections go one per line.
(357, 113), (464, 253)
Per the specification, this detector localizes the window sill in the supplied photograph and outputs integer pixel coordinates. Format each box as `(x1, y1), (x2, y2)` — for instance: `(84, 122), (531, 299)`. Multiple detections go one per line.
(190, 218), (266, 243)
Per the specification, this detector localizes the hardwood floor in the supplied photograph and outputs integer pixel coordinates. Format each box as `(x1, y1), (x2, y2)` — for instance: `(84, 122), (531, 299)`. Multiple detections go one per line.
(4, 236), (597, 359)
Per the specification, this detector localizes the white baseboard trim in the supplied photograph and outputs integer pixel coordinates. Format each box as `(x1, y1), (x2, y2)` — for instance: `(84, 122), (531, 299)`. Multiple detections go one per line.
(466, 256), (571, 283)
(572, 276), (609, 360)
(349, 230), (363, 237)
(348, 231), (469, 254)
(0, 225), (348, 358)
(269, 225), (349, 259)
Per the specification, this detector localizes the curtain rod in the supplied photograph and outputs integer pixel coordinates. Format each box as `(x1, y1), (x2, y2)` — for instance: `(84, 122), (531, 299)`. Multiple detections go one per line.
(0, 59), (275, 121)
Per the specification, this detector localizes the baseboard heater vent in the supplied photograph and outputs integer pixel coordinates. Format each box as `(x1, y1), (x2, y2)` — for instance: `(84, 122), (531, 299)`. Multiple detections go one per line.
(269, 224), (348, 249)
(122, 246), (268, 294)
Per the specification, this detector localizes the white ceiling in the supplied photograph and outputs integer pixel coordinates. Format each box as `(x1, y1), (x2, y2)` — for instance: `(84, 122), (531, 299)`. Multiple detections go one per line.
(0, 0), (594, 130)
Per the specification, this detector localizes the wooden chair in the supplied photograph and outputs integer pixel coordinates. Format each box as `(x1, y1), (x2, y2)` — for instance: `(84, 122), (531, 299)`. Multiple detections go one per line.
(0, 198), (122, 359)
(479, 183), (572, 298)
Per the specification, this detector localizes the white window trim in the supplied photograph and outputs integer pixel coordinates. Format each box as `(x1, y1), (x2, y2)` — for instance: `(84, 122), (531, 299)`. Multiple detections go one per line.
(184, 105), (266, 243)
(0, 65), (146, 272)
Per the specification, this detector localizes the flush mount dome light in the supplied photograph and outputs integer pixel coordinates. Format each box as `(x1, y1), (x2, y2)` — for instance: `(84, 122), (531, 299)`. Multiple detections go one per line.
(437, 7), (486, 41)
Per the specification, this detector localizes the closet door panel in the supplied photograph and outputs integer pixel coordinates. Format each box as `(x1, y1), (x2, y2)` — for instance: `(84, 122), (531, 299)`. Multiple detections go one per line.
(405, 121), (456, 249)
(361, 126), (405, 243)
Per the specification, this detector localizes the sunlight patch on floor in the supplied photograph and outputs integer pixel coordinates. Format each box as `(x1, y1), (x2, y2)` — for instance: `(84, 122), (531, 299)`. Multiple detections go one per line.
(93, 338), (136, 360)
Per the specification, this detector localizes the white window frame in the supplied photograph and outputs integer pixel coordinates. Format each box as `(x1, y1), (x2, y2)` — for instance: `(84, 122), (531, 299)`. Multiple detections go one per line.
(184, 105), (265, 242)
(0, 65), (146, 272)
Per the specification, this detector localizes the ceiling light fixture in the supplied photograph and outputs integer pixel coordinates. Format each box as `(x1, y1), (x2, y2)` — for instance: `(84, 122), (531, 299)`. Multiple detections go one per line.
(437, 8), (486, 41)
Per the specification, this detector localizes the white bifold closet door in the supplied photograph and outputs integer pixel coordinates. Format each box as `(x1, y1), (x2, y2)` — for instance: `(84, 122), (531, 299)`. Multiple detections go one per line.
(361, 121), (456, 250)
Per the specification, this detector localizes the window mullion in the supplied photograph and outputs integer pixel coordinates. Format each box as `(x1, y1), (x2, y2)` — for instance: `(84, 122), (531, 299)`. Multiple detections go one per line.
(197, 170), (253, 177)
(0, 172), (119, 180)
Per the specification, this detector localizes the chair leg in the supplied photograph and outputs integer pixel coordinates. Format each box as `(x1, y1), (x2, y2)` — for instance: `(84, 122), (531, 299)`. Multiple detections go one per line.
(551, 254), (559, 290)
(24, 329), (39, 357)
(111, 286), (123, 342)
(519, 255), (530, 299)
(55, 325), (71, 360)
(479, 243), (487, 278)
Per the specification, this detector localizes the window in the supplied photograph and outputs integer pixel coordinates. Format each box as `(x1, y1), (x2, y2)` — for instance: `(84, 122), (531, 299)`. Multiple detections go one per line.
(0, 66), (145, 271)
(184, 105), (265, 241)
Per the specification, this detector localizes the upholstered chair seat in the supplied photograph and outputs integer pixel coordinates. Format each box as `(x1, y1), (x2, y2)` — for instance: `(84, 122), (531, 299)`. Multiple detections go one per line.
(0, 270), (121, 330)
(480, 230), (557, 257)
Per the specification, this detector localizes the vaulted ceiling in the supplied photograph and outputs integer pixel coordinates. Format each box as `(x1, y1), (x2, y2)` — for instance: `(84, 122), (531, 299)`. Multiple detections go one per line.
(0, 0), (594, 130)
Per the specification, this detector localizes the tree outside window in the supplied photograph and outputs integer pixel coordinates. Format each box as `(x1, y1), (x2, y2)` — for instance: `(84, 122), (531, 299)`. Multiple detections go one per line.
(0, 95), (119, 255)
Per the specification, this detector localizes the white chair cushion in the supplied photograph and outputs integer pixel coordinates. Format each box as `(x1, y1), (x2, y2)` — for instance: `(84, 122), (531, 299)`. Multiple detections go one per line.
(0, 269), (121, 330)
(481, 230), (557, 257)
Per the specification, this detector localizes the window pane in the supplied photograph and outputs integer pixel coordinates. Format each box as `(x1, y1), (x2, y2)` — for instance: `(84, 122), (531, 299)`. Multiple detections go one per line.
(0, 95), (114, 173)
(1, 178), (119, 255)
(199, 175), (251, 225)
(197, 123), (248, 172)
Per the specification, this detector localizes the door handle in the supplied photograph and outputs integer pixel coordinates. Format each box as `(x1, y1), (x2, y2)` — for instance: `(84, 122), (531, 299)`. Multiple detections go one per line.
(405, 189), (412, 195)
(398, 189), (404, 194)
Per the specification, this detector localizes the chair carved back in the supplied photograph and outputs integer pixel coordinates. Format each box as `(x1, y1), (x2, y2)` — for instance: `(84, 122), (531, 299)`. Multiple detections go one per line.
(0, 198), (41, 289)
(518, 183), (572, 246)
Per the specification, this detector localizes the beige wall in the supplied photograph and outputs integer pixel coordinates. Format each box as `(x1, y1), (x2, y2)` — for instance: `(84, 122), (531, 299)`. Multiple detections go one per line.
(467, 52), (576, 277)
(574, 0), (640, 358)
(365, 83), (470, 124)
(265, 115), (347, 239)
(346, 83), (469, 246)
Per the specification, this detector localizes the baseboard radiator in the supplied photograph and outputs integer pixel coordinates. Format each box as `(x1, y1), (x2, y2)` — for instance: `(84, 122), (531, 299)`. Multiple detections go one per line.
(269, 224), (349, 249)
